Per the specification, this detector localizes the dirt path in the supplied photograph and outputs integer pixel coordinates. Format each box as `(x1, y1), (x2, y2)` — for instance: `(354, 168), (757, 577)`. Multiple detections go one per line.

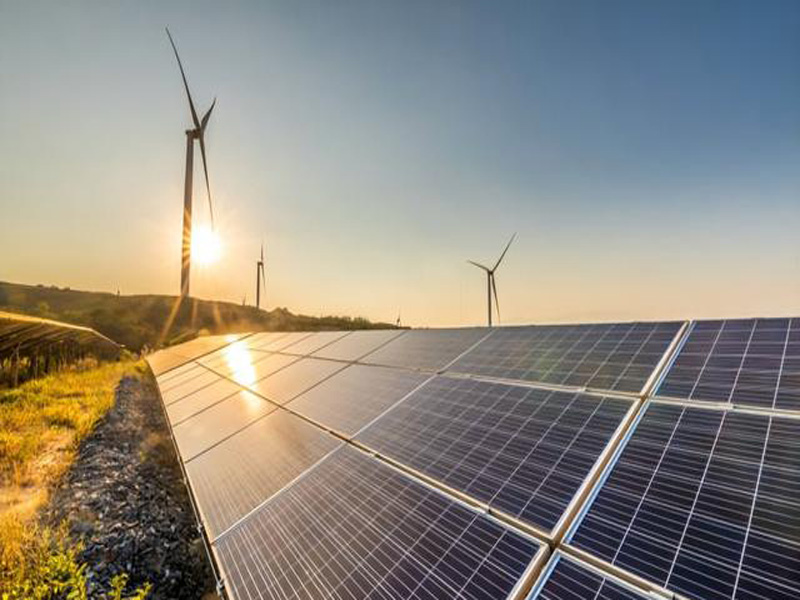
(43, 372), (216, 599)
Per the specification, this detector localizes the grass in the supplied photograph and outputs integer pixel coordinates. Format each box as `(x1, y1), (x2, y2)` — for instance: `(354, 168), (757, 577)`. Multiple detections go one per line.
(0, 360), (151, 598)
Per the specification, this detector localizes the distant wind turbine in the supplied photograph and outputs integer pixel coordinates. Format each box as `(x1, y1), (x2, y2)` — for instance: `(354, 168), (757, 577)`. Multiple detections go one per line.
(166, 27), (216, 297)
(256, 243), (266, 309)
(468, 233), (516, 327)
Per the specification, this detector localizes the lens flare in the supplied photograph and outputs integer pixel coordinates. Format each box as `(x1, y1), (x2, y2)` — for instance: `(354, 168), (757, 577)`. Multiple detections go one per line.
(192, 225), (221, 265)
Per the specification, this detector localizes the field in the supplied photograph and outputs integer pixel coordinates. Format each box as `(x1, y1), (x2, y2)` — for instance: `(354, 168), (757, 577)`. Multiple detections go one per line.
(0, 360), (149, 598)
(0, 281), (395, 352)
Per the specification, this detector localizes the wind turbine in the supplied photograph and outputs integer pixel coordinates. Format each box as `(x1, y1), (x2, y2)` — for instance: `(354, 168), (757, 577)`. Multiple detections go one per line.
(166, 27), (216, 297)
(468, 233), (516, 327)
(256, 243), (266, 309)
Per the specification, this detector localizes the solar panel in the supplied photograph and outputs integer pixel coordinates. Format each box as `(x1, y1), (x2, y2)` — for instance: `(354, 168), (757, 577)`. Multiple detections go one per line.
(165, 377), (243, 425)
(360, 328), (489, 371)
(186, 410), (342, 539)
(357, 376), (634, 534)
(528, 553), (649, 599)
(148, 334), (249, 375)
(567, 402), (800, 600)
(312, 329), (406, 361)
(212, 446), (545, 600)
(655, 318), (800, 411)
(172, 390), (275, 461)
(279, 330), (352, 356)
(249, 331), (315, 352)
(249, 357), (347, 405)
(448, 322), (683, 395)
(241, 331), (289, 350)
(160, 368), (222, 405)
(286, 364), (431, 436)
(156, 361), (205, 388)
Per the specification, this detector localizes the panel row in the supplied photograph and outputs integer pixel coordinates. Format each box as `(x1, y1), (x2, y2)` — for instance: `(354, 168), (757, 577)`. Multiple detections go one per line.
(656, 317), (800, 412)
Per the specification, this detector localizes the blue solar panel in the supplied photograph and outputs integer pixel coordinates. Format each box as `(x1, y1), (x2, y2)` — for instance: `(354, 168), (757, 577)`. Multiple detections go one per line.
(528, 553), (649, 599)
(448, 322), (682, 394)
(656, 318), (800, 411)
(213, 446), (544, 600)
(357, 376), (633, 534)
(568, 402), (800, 600)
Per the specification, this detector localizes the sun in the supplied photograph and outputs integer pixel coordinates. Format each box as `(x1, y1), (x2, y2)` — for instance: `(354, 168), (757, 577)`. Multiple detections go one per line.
(192, 225), (221, 265)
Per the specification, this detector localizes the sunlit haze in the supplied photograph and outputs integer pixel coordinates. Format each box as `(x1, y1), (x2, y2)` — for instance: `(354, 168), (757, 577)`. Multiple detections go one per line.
(1, 1), (798, 326)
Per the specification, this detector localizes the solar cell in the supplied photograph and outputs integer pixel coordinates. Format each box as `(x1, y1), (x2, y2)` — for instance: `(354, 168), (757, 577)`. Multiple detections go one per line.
(286, 364), (431, 436)
(279, 330), (351, 356)
(249, 357), (347, 405)
(172, 390), (275, 461)
(567, 402), (800, 600)
(186, 410), (342, 539)
(528, 553), (649, 599)
(448, 322), (683, 395)
(160, 368), (222, 405)
(360, 328), (489, 371)
(157, 361), (205, 388)
(312, 329), (406, 361)
(250, 331), (315, 352)
(357, 376), (633, 534)
(165, 377), (243, 425)
(213, 446), (545, 600)
(656, 318), (800, 411)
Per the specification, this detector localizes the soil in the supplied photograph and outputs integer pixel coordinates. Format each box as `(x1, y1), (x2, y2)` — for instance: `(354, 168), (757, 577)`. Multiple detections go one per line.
(43, 373), (217, 599)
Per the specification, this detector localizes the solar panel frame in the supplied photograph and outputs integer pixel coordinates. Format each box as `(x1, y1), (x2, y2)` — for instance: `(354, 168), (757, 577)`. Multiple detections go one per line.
(358, 327), (492, 372)
(185, 410), (343, 540)
(527, 552), (655, 600)
(654, 318), (800, 413)
(211, 445), (550, 600)
(356, 376), (638, 539)
(311, 329), (407, 362)
(285, 364), (434, 437)
(564, 401), (800, 600)
(278, 330), (353, 357)
(172, 389), (277, 461)
(447, 322), (685, 397)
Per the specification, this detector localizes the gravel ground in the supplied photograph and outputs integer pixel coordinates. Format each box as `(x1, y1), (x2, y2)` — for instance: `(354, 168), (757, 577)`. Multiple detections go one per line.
(44, 372), (217, 599)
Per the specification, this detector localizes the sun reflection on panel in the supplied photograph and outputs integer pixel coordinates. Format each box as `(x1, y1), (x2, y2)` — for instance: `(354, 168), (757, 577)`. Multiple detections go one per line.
(224, 341), (256, 386)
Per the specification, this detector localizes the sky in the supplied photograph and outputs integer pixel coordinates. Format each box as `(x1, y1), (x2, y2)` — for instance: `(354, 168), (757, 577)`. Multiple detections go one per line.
(1, 0), (798, 327)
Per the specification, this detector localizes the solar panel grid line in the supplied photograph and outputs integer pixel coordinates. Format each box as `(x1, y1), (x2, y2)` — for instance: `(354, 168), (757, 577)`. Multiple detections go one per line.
(354, 386), (635, 541)
(150, 332), (256, 377)
(638, 321), (690, 399)
(564, 402), (800, 600)
(730, 417), (772, 598)
(177, 393), (279, 463)
(548, 397), (641, 545)
(347, 372), (438, 439)
(212, 446), (546, 600)
(310, 329), (408, 363)
(278, 330), (354, 357)
(357, 327), (494, 373)
(208, 428), (345, 544)
(527, 551), (672, 600)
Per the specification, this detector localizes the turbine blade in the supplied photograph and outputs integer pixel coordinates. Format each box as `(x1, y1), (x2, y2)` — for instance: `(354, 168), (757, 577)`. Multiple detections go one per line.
(493, 232), (517, 271)
(201, 98), (216, 131)
(198, 132), (214, 227)
(491, 275), (501, 324)
(165, 27), (201, 130)
(261, 264), (267, 289)
(260, 242), (264, 262)
(467, 260), (491, 272)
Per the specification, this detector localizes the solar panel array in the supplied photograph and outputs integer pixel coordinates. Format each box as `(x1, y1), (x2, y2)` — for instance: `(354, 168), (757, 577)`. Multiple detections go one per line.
(147, 318), (800, 600)
(655, 318), (800, 411)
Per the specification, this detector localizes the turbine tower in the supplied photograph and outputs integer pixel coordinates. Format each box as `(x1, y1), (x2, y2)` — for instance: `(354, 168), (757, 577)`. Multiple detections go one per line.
(256, 243), (266, 309)
(166, 27), (216, 297)
(468, 233), (516, 327)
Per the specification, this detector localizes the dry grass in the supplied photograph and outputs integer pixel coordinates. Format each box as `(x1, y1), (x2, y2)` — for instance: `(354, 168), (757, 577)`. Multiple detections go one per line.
(0, 360), (148, 597)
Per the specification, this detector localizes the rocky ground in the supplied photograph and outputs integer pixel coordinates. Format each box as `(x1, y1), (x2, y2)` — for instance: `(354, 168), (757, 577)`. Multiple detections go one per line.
(43, 372), (217, 599)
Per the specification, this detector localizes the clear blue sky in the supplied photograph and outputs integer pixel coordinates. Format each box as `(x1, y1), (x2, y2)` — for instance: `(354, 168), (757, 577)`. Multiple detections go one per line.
(1, 0), (798, 326)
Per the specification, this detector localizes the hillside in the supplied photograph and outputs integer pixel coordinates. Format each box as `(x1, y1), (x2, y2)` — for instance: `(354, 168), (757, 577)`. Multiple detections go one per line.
(0, 281), (395, 352)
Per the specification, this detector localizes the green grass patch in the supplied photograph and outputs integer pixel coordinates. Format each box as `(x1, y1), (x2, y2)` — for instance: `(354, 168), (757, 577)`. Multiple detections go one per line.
(0, 360), (150, 598)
